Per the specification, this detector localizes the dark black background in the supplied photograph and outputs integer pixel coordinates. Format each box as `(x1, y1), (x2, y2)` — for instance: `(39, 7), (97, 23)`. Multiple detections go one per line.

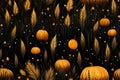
(0, 0), (120, 79)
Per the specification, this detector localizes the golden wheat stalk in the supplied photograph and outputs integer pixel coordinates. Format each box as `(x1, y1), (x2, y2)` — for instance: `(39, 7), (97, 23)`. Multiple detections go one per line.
(13, 1), (19, 15)
(111, 0), (117, 14)
(50, 35), (57, 61)
(24, 0), (31, 11)
(54, 4), (60, 19)
(77, 52), (82, 67)
(19, 69), (26, 76)
(93, 21), (99, 32)
(80, 5), (87, 31)
(111, 37), (117, 50)
(45, 67), (54, 80)
(0, 49), (2, 59)
(14, 54), (18, 67)
(20, 39), (26, 58)
(5, 9), (11, 24)
(25, 61), (40, 80)
(44, 49), (48, 64)
(31, 9), (37, 28)
(11, 25), (16, 40)
(64, 14), (70, 27)
(80, 32), (85, 49)
(94, 37), (100, 55)
(8, 0), (12, 6)
(105, 44), (111, 60)
(66, 0), (73, 12)
(72, 66), (76, 74)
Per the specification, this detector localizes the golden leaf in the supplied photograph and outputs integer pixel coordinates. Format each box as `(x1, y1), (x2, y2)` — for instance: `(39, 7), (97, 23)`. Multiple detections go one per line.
(105, 44), (111, 60)
(111, 37), (117, 50)
(77, 52), (82, 67)
(11, 25), (16, 39)
(19, 69), (26, 76)
(50, 35), (57, 61)
(66, 0), (73, 12)
(54, 4), (60, 19)
(31, 9), (37, 27)
(5, 9), (11, 24)
(20, 39), (26, 58)
(80, 5), (87, 31)
(13, 1), (19, 15)
(24, 0), (31, 11)
(111, 0), (117, 14)
(93, 21), (99, 32)
(64, 14), (70, 27)
(80, 32), (85, 49)
(8, 0), (12, 6)
(94, 37), (100, 55)
(44, 49), (48, 64)
(14, 54), (18, 67)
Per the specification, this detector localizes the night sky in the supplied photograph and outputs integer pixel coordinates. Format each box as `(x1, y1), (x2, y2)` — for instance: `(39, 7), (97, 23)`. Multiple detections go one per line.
(0, 0), (120, 80)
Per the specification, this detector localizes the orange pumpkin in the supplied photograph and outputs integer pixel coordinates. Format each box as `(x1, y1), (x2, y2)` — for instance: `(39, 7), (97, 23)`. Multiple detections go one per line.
(0, 68), (14, 80)
(55, 59), (70, 72)
(80, 66), (109, 80)
(99, 18), (110, 27)
(81, 0), (108, 5)
(68, 39), (78, 50)
(36, 29), (49, 41)
(31, 47), (41, 54)
(107, 29), (117, 37)
(114, 69), (120, 80)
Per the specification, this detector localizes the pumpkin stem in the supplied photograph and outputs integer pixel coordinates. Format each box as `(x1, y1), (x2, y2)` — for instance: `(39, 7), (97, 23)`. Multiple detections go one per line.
(61, 56), (64, 59)
(104, 15), (106, 18)
(89, 62), (93, 66)
(42, 26), (45, 29)
(35, 44), (37, 47)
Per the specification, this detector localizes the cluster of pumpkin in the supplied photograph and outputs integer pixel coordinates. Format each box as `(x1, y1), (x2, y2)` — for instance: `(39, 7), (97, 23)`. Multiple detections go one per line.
(1, 65), (120, 80)
(31, 29), (77, 54)
(31, 17), (117, 55)
(99, 17), (117, 37)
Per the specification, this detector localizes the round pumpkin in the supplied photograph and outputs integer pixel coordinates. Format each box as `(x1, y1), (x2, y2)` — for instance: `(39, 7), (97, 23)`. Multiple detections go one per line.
(99, 18), (110, 27)
(80, 66), (109, 80)
(31, 47), (41, 54)
(107, 29), (117, 37)
(81, 0), (108, 5)
(0, 68), (14, 80)
(114, 69), (120, 80)
(55, 59), (70, 72)
(36, 29), (49, 41)
(68, 39), (78, 50)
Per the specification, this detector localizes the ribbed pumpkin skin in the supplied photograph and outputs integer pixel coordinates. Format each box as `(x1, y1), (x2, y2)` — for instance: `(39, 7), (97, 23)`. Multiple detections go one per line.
(114, 69), (120, 80)
(31, 47), (41, 54)
(99, 18), (110, 27)
(36, 29), (49, 41)
(0, 68), (14, 80)
(107, 29), (117, 37)
(55, 59), (70, 72)
(80, 66), (109, 80)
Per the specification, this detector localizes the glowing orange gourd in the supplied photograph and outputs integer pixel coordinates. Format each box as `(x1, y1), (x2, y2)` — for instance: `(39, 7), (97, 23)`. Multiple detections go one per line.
(68, 39), (78, 50)
(36, 29), (49, 41)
